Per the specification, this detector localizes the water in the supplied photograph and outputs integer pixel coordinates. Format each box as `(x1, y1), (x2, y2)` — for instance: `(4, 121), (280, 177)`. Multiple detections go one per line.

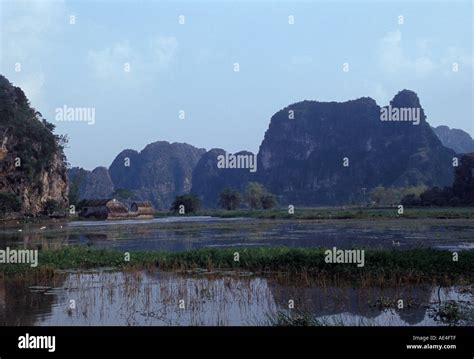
(0, 270), (471, 326)
(0, 217), (473, 252)
(1, 217), (472, 326)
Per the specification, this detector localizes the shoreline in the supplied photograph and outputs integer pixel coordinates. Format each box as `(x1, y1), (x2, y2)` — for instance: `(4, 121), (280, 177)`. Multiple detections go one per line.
(2, 206), (474, 224)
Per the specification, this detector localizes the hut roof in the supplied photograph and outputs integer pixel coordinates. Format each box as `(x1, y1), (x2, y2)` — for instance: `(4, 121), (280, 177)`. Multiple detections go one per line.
(106, 200), (129, 213)
(132, 201), (153, 208)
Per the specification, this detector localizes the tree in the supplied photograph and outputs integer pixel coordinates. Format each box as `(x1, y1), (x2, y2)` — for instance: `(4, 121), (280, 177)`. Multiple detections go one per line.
(218, 188), (241, 210)
(43, 199), (62, 216)
(244, 182), (265, 209)
(260, 193), (277, 209)
(170, 194), (201, 213)
(0, 193), (21, 216)
(244, 182), (278, 210)
(369, 186), (386, 205)
(370, 185), (429, 206)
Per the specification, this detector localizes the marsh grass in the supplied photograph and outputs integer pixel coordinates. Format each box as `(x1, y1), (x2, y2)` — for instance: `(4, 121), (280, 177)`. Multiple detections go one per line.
(155, 207), (474, 220)
(1, 246), (472, 285)
(263, 310), (330, 326)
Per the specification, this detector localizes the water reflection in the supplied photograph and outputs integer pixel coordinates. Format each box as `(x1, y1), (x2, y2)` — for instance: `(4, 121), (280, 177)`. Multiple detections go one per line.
(0, 271), (471, 326)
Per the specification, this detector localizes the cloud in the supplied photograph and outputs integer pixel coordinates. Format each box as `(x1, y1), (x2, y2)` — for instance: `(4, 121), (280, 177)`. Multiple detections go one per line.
(149, 36), (178, 68)
(2, 0), (67, 107)
(87, 41), (133, 79)
(378, 30), (405, 73)
(3, 0), (66, 60)
(440, 46), (474, 74)
(377, 30), (473, 77)
(87, 36), (178, 82)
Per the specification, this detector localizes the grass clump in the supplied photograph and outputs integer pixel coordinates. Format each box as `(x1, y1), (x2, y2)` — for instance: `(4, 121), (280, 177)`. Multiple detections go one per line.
(0, 246), (472, 283)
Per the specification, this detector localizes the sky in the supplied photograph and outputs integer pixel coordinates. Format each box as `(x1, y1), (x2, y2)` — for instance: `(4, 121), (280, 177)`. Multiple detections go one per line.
(1, 0), (473, 170)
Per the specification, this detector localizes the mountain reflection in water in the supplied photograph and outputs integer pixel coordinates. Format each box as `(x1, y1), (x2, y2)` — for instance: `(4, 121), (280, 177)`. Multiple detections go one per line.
(0, 271), (471, 326)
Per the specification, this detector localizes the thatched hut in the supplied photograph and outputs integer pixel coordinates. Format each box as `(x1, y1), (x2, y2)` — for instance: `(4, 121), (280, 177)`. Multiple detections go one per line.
(130, 201), (154, 218)
(80, 199), (129, 220)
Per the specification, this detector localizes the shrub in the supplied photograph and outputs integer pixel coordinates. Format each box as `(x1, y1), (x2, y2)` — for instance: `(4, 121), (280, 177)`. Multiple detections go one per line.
(0, 192), (21, 215)
(261, 193), (277, 209)
(170, 194), (201, 214)
(218, 188), (241, 210)
(42, 199), (63, 216)
(244, 182), (278, 210)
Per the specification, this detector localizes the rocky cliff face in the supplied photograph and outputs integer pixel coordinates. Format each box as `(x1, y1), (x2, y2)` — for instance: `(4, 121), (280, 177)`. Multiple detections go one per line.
(64, 88), (460, 209)
(0, 75), (68, 215)
(191, 149), (257, 207)
(432, 125), (474, 154)
(108, 141), (205, 209)
(257, 90), (456, 205)
(68, 166), (114, 202)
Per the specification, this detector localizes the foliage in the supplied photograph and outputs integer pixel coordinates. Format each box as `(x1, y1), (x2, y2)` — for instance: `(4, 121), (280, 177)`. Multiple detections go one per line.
(244, 182), (265, 209)
(218, 187), (242, 210)
(265, 311), (326, 326)
(42, 199), (63, 216)
(370, 185), (428, 206)
(428, 300), (467, 326)
(260, 192), (277, 209)
(2, 246), (473, 282)
(401, 153), (474, 207)
(170, 194), (201, 213)
(0, 193), (21, 215)
(0, 76), (68, 184)
(244, 182), (278, 210)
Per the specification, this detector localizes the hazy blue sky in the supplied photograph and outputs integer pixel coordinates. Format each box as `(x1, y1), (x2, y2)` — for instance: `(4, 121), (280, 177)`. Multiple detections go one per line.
(1, 0), (472, 170)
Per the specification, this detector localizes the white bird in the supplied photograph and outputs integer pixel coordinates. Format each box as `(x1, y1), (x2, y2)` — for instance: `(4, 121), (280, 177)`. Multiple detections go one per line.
(18, 229), (22, 232)
(392, 240), (400, 247)
(40, 226), (46, 230)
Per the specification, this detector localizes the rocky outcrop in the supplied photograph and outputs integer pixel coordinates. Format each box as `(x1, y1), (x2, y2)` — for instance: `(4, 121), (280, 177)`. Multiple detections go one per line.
(108, 141), (205, 209)
(256, 90), (456, 205)
(191, 149), (257, 207)
(68, 166), (114, 203)
(0, 75), (68, 215)
(432, 125), (474, 154)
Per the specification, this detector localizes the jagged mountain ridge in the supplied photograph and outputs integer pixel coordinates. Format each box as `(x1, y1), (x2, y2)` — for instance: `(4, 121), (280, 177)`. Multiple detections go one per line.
(108, 141), (206, 209)
(67, 89), (460, 208)
(256, 90), (456, 205)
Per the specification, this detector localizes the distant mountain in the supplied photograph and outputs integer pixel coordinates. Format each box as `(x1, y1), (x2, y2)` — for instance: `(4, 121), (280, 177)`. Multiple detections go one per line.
(191, 149), (256, 207)
(256, 90), (455, 206)
(432, 125), (474, 154)
(108, 141), (206, 209)
(68, 166), (114, 203)
(0, 75), (68, 216)
(67, 89), (460, 209)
